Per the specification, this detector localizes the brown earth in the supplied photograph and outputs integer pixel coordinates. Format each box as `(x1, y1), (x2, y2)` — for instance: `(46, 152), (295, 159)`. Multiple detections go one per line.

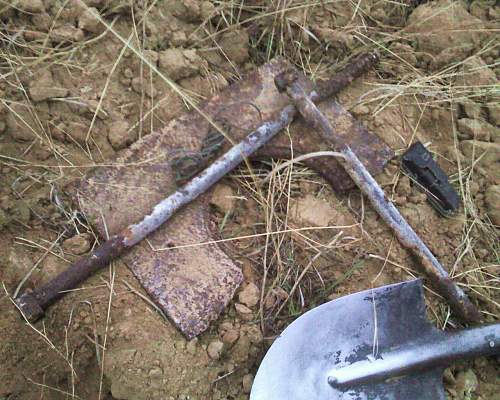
(0, 1), (499, 399)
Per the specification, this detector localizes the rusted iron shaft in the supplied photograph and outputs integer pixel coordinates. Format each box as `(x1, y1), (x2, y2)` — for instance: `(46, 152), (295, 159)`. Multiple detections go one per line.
(312, 52), (379, 102)
(14, 53), (380, 322)
(15, 106), (297, 321)
(277, 74), (481, 324)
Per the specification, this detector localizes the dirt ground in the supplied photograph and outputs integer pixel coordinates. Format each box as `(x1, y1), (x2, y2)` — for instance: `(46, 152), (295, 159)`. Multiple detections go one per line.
(0, 1), (499, 399)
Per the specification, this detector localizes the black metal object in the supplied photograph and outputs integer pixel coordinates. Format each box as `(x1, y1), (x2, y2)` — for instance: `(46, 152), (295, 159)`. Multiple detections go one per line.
(402, 142), (460, 217)
(251, 280), (500, 400)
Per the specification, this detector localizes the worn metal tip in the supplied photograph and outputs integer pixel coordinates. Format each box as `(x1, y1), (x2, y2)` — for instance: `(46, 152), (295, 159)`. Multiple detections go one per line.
(15, 292), (45, 322)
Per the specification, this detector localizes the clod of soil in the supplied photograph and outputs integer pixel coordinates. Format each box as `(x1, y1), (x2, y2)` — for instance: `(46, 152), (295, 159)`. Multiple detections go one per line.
(238, 283), (260, 308)
(407, 0), (484, 57)
(210, 183), (236, 214)
(484, 185), (500, 225)
(159, 49), (206, 81)
(62, 233), (93, 255)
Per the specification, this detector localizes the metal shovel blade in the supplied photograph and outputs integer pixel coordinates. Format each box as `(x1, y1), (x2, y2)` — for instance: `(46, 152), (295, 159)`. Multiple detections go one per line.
(250, 280), (447, 400)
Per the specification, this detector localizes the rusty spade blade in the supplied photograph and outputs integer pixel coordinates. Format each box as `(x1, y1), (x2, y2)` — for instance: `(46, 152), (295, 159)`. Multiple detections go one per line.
(17, 56), (393, 339)
(251, 280), (500, 400)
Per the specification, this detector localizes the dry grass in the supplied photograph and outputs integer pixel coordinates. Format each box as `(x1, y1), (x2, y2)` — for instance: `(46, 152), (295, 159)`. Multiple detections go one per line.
(0, 0), (498, 398)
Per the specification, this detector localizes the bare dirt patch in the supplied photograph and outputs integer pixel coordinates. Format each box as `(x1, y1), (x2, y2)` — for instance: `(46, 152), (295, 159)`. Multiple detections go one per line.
(0, 1), (498, 399)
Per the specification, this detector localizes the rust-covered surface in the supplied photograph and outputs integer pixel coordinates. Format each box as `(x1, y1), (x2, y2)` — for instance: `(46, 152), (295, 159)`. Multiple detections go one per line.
(74, 58), (393, 338)
(260, 99), (394, 191)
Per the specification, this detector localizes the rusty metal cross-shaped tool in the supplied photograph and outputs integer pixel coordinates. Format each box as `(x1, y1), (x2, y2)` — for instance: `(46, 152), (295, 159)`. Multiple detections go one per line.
(15, 54), (391, 338)
(15, 53), (477, 339)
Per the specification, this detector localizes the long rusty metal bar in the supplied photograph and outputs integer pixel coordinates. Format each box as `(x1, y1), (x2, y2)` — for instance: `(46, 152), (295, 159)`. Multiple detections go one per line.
(15, 53), (380, 322)
(275, 72), (481, 324)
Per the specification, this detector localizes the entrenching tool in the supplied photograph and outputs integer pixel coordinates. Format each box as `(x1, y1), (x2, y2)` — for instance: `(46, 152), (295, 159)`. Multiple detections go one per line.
(15, 54), (394, 338)
(275, 71), (480, 323)
(251, 280), (500, 400)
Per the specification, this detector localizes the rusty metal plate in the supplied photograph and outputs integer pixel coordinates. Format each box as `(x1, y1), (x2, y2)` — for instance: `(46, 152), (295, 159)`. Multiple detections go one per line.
(284, 99), (394, 191)
(73, 59), (393, 338)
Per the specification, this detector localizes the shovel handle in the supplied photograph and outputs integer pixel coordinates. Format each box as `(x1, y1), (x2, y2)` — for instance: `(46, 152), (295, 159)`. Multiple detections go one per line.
(328, 323), (500, 387)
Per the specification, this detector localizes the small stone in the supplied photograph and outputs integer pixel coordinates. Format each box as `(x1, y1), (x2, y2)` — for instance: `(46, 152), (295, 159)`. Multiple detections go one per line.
(32, 13), (51, 31)
(207, 340), (224, 360)
(232, 335), (251, 363)
(33, 143), (52, 161)
(62, 233), (93, 255)
(107, 120), (134, 150)
(66, 121), (88, 144)
(29, 70), (68, 102)
(158, 49), (204, 81)
(455, 369), (478, 399)
(171, 0), (201, 21)
(394, 195), (407, 207)
(242, 373), (253, 394)
(460, 101), (482, 119)
(17, 0), (45, 13)
(51, 25), (85, 43)
(123, 68), (134, 79)
(186, 338), (198, 355)
(200, 1), (216, 20)
(457, 118), (491, 141)
(407, 2), (484, 57)
(219, 30), (249, 64)
(148, 367), (162, 377)
(29, 86), (68, 102)
(131, 77), (157, 97)
(221, 328), (239, 346)
(350, 104), (370, 116)
(460, 140), (500, 166)
(78, 7), (103, 34)
(244, 325), (263, 344)
(85, 100), (108, 120)
(263, 287), (288, 310)
(390, 43), (417, 65)
(238, 283), (260, 308)
(210, 184), (235, 214)
(459, 56), (496, 87)
(6, 103), (41, 141)
(290, 194), (343, 227)
(486, 103), (500, 126)
(484, 185), (500, 225)
(51, 123), (67, 142)
(235, 303), (253, 320)
(170, 30), (187, 47)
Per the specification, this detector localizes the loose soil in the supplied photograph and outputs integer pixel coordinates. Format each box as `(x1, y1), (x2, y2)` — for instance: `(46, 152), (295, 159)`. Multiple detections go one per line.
(0, 1), (498, 399)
